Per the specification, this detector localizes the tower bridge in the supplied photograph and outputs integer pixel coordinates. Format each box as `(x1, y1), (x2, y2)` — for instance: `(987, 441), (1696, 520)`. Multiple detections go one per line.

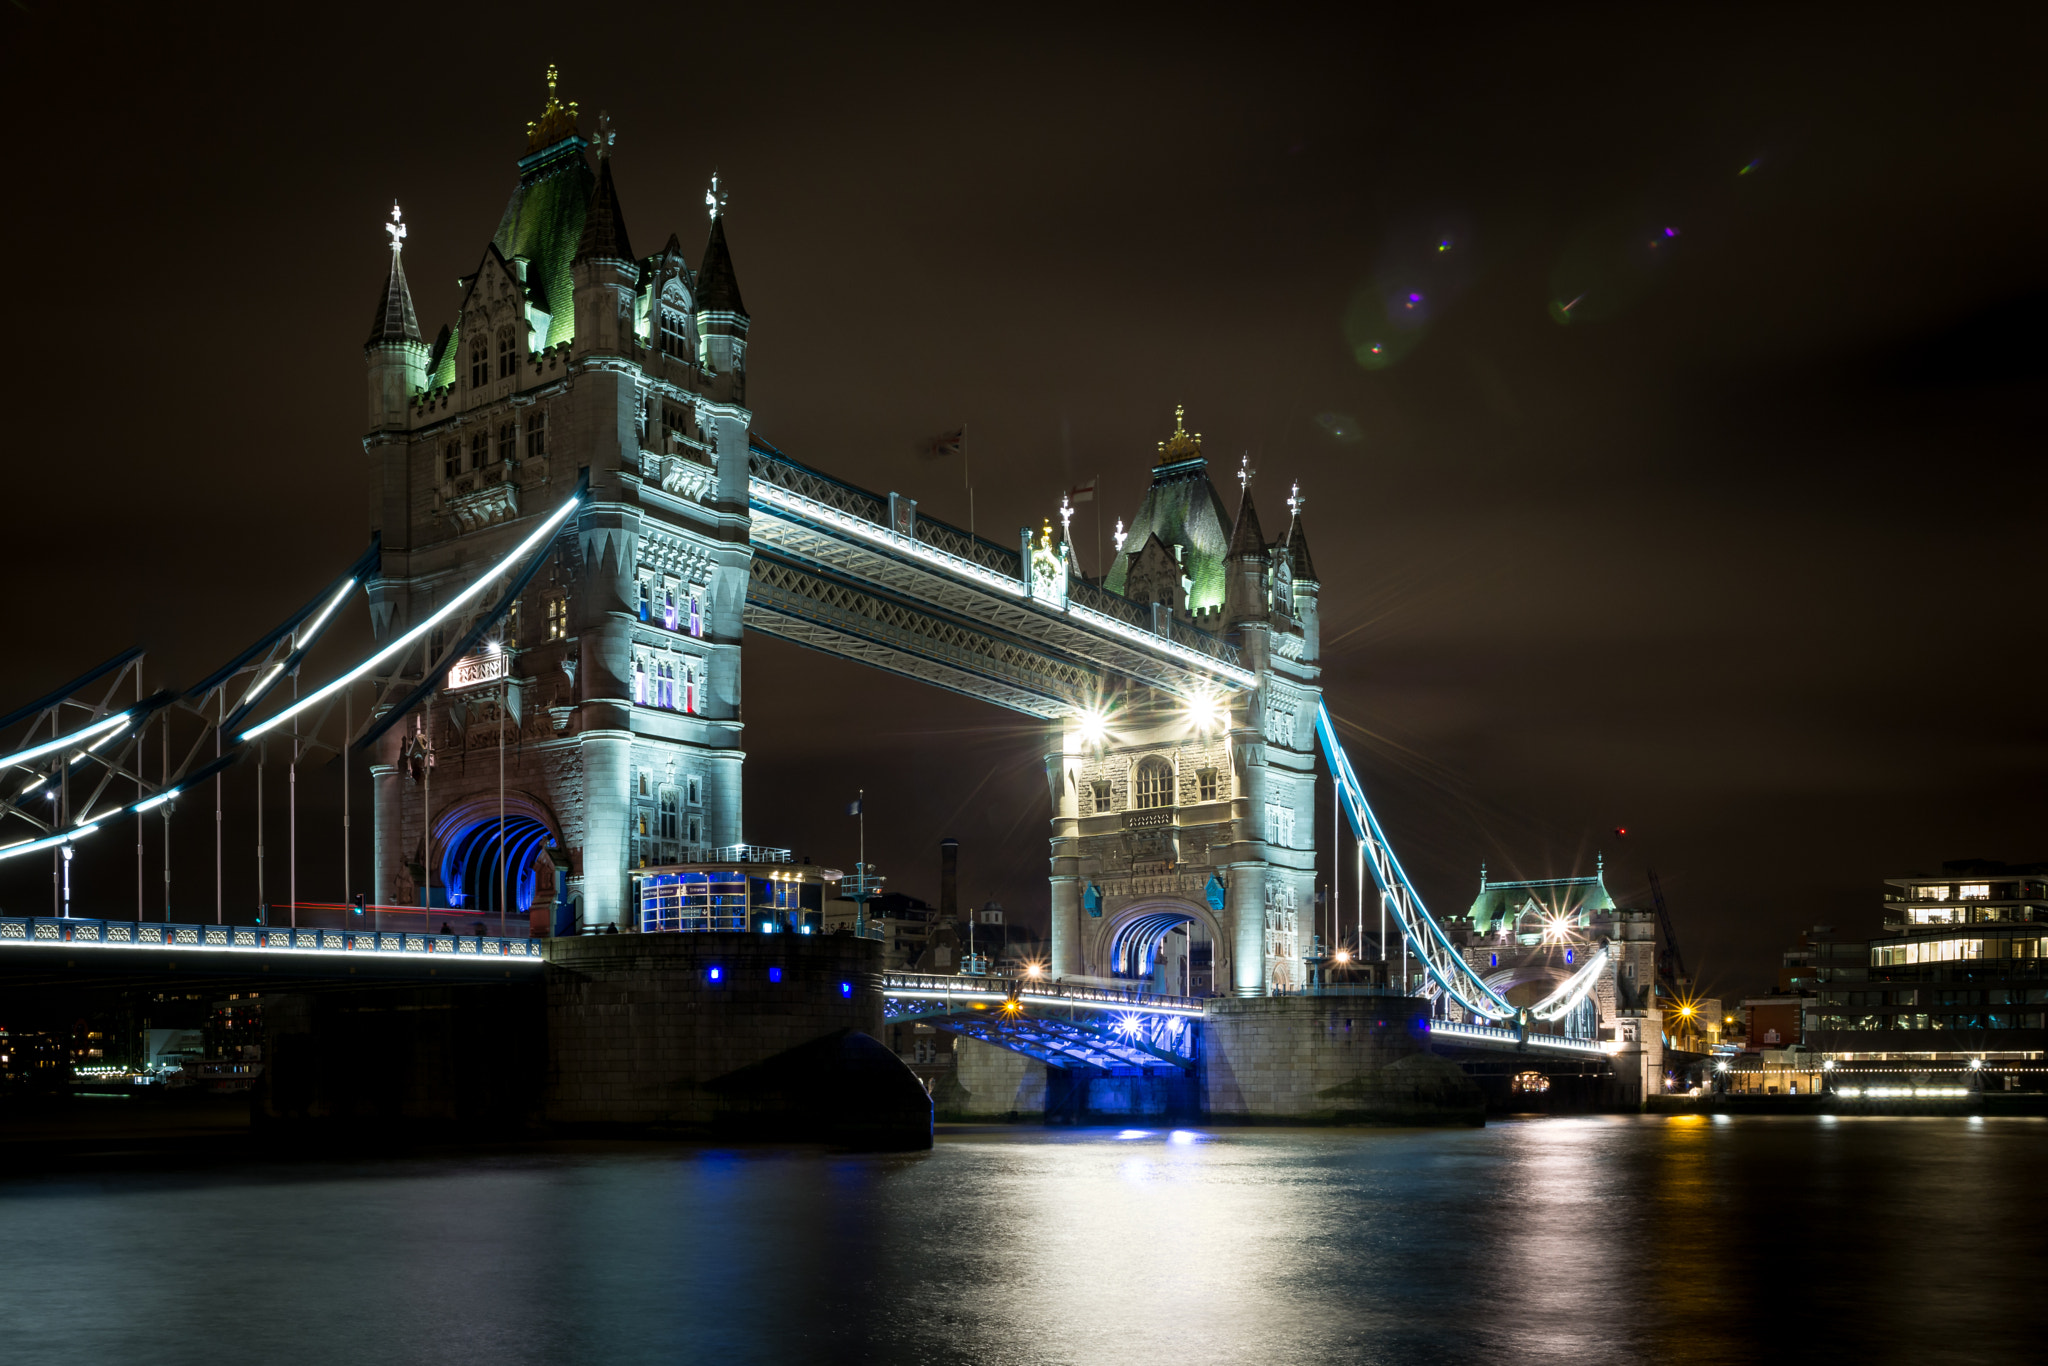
(0, 74), (1667, 1133)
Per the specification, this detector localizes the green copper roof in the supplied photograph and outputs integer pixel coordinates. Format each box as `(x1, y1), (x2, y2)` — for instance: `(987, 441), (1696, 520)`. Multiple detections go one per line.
(1104, 437), (1234, 613)
(490, 138), (592, 349)
(1467, 870), (1616, 935)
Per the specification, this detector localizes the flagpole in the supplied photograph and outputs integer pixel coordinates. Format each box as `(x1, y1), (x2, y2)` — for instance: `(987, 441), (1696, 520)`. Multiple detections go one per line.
(1094, 471), (1102, 582)
(857, 787), (866, 939)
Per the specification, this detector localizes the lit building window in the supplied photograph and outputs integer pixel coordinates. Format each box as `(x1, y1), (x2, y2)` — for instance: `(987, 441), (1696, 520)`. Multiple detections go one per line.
(1960, 884), (1991, 900)
(1923, 885), (1952, 902)
(663, 584), (679, 632)
(638, 770), (651, 798)
(525, 410), (547, 458)
(546, 597), (568, 640)
(633, 657), (646, 706)
(688, 593), (703, 638)
(1134, 756), (1173, 810)
(660, 309), (689, 359)
(637, 578), (652, 623)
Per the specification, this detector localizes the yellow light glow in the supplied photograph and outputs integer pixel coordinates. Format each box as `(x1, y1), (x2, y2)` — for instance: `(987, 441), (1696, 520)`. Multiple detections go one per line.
(1076, 709), (1109, 746)
(1334, 949), (1351, 964)
(1183, 692), (1226, 734)
(1024, 963), (1043, 978)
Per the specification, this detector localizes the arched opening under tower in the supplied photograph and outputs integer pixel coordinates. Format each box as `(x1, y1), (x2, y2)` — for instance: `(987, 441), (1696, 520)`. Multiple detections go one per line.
(1101, 901), (1221, 996)
(434, 796), (563, 922)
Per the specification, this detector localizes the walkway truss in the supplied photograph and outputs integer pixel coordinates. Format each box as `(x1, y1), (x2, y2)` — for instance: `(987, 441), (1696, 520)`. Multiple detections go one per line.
(882, 972), (1200, 1077)
(1313, 702), (1611, 1033)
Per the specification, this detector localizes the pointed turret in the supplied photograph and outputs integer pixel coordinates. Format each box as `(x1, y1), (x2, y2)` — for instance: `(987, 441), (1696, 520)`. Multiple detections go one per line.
(364, 202), (429, 431)
(575, 152), (634, 263)
(696, 210), (747, 318)
(1223, 485), (1270, 627)
(1285, 513), (1317, 585)
(1285, 513), (1319, 659)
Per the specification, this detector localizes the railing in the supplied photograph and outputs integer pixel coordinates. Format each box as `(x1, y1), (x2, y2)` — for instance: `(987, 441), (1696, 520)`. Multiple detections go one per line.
(749, 442), (1248, 677)
(880, 970), (1207, 1017)
(0, 917), (545, 961)
(1429, 1020), (1608, 1055)
(710, 843), (793, 864)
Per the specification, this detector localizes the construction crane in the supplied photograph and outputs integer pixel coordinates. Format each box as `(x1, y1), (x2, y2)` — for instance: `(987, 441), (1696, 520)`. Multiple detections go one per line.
(1647, 868), (1689, 993)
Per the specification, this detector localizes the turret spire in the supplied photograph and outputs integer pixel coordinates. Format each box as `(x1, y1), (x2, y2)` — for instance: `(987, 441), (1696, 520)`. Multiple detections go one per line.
(696, 178), (747, 318)
(365, 201), (422, 347)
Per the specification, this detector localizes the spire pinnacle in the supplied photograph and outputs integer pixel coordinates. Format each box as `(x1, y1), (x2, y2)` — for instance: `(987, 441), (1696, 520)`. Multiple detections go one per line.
(385, 201), (407, 254)
(1155, 404), (1203, 462)
(706, 170), (727, 221)
(1287, 480), (1302, 525)
(524, 64), (580, 151)
(1058, 493), (1075, 542)
(1237, 452), (1254, 494)
(593, 110), (615, 160)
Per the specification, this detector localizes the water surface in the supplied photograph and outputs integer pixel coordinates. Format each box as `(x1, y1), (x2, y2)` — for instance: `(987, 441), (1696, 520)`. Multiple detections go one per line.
(1, 1116), (2038, 1365)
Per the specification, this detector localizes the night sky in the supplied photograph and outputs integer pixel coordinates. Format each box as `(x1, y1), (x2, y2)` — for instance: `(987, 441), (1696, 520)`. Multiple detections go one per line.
(3, 6), (2042, 995)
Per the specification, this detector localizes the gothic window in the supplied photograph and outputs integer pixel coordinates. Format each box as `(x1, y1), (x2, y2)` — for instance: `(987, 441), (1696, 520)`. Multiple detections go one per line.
(632, 656), (647, 705)
(546, 597), (568, 640)
(687, 815), (702, 845)
(637, 577), (652, 623)
(1091, 781), (1112, 814)
(1198, 768), (1219, 802)
(497, 421), (516, 463)
(1134, 756), (1174, 810)
(470, 342), (488, 389)
(684, 661), (697, 714)
(469, 431), (488, 471)
(505, 599), (521, 645)
(638, 769), (652, 798)
(688, 592), (703, 638)
(662, 583), (679, 631)
(497, 331), (516, 379)
(658, 789), (680, 841)
(662, 403), (688, 444)
(660, 308), (689, 359)
(443, 440), (460, 480)
(687, 774), (702, 806)
(526, 410), (547, 458)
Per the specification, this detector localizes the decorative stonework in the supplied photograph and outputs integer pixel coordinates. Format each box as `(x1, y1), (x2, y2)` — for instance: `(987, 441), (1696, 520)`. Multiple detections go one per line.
(444, 476), (520, 534)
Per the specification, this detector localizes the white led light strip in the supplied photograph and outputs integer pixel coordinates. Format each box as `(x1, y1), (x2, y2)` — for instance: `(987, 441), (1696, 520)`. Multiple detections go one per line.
(0, 713), (132, 774)
(239, 494), (583, 743)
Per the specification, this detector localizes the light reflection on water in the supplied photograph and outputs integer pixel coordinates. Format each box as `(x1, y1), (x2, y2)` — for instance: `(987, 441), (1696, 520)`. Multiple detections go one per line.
(0, 1116), (2041, 1366)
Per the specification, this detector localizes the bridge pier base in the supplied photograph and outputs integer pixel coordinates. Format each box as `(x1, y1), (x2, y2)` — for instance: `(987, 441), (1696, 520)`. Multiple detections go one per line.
(1201, 994), (1483, 1125)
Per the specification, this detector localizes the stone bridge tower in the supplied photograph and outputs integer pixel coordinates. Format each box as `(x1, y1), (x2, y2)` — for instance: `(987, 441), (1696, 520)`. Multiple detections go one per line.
(1047, 412), (1322, 996)
(359, 73), (753, 930)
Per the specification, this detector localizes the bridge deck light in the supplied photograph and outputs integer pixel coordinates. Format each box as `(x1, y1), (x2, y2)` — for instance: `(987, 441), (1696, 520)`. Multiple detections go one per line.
(1075, 708), (1108, 747)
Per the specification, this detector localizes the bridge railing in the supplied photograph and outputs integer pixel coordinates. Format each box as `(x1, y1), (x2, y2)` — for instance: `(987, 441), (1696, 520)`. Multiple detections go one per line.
(0, 917), (545, 960)
(880, 970), (1207, 1017)
(1429, 1019), (1608, 1055)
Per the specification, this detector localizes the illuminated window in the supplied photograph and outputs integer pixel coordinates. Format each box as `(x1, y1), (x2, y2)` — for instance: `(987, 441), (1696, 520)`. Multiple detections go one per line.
(525, 410), (547, 458)
(663, 583), (679, 631)
(443, 440), (460, 480)
(546, 597), (568, 640)
(660, 308), (689, 359)
(632, 656), (646, 705)
(637, 577), (652, 622)
(638, 769), (651, 799)
(1197, 768), (1219, 802)
(1960, 884), (1991, 900)
(1092, 781), (1112, 814)
(497, 331), (516, 378)
(498, 421), (516, 463)
(1923, 885), (1952, 902)
(470, 343), (488, 389)
(1134, 756), (1173, 809)
(688, 593), (703, 638)
(469, 431), (488, 471)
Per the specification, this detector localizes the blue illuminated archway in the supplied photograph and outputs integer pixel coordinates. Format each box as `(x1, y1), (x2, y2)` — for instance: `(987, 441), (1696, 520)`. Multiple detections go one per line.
(432, 795), (563, 919)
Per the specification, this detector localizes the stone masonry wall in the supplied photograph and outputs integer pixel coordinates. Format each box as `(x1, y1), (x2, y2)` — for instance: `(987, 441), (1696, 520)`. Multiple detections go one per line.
(544, 931), (883, 1126)
(1201, 993), (1483, 1124)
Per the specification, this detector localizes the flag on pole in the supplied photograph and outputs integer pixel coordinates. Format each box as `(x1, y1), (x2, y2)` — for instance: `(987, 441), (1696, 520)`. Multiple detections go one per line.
(847, 798), (863, 816)
(918, 428), (964, 461)
(1068, 479), (1096, 504)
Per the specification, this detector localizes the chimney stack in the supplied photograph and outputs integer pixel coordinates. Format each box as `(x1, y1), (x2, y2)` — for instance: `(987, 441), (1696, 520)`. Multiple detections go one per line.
(940, 838), (959, 921)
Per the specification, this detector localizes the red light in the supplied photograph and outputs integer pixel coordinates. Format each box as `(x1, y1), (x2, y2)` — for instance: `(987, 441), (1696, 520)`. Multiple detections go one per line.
(1614, 827), (1628, 837)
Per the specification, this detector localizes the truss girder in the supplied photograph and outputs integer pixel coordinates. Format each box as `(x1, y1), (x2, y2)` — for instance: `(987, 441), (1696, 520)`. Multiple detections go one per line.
(747, 495), (1254, 702)
(746, 554), (1094, 714)
(742, 604), (1066, 718)
(935, 1016), (1188, 1075)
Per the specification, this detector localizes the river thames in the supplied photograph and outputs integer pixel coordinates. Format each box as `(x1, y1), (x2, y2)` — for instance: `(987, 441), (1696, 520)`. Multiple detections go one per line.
(2, 1115), (2038, 1365)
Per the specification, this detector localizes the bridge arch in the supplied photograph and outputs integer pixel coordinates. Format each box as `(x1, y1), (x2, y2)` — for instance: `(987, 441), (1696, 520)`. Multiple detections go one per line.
(432, 793), (564, 918)
(1090, 898), (1225, 990)
(1483, 964), (1573, 1009)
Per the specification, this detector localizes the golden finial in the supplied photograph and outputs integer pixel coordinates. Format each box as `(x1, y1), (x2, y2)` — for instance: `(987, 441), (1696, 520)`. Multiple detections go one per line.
(546, 63), (558, 97)
(1173, 404), (1186, 437)
(1157, 404), (1202, 461)
(527, 64), (581, 151)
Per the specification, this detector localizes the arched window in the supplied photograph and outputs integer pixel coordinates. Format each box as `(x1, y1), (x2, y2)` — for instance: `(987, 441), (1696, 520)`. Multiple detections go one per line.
(1134, 755), (1174, 810)
(497, 331), (516, 378)
(688, 593), (703, 638)
(470, 342), (489, 389)
(660, 308), (689, 359)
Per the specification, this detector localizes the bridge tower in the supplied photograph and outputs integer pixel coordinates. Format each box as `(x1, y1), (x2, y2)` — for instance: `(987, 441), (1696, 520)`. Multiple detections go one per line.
(1049, 414), (1322, 996)
(359, 74), (753, 930)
